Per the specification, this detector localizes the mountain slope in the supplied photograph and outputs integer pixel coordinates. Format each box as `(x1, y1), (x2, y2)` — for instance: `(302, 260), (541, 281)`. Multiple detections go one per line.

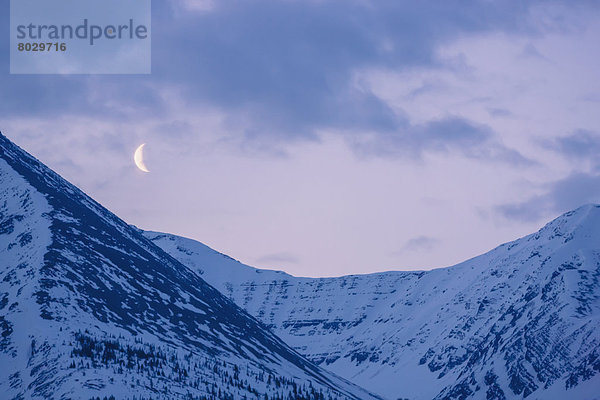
(146, 206), (600, 399)
(0, 132), (381, 400)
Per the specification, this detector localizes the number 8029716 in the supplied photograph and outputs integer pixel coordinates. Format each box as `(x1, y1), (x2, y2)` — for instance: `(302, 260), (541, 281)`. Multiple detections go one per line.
(18, 42), (67, 52)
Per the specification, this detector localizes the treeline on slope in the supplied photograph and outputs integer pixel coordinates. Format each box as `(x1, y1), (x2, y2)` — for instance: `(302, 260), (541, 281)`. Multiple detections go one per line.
(68, 330), (338, 400)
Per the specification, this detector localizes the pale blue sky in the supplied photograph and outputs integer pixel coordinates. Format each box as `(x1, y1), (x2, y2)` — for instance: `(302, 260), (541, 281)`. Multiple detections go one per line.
(2, 0), (600, 276)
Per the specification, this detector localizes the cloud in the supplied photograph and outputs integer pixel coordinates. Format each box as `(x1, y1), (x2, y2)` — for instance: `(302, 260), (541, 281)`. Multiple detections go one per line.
(255, 252), (300, 266)
(496, 197), (549, 223)
(399, 235), (440, 253)
(171, 0), (216, 13)
(487, 108), (513, 118)
(350, 116), (533, 164)
(518, 43), (551, 62)
(497, 172), (600, 222)
(149, 0), (565, 139)
(544, 130), (600, 163)
(2, 0), (592, 155)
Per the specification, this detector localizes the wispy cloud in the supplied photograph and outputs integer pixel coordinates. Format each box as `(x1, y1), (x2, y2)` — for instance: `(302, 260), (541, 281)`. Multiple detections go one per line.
(543, 130), (600, 163)
(487, 108), (513, 118)
(350, 116), (533, 164)
(497, 172), (600, 222)
(398, 236), (441, 253)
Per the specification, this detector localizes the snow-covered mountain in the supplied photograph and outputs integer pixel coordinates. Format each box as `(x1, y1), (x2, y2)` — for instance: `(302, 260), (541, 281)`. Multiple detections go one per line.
(146, 207), (600, 400)
(0, 132), (382, 400)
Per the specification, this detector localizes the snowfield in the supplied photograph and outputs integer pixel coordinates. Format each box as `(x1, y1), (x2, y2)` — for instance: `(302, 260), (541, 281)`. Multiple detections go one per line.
(1, 128), (598, 400)
(146, 206), (600, 400)
(0, 132), (381, 400)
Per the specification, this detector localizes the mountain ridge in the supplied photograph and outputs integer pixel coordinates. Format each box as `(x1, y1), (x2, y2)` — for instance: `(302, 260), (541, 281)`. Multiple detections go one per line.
(146, 204), (600, 399)
(2, 128), (598, 399)
(0, 131), (381, 400)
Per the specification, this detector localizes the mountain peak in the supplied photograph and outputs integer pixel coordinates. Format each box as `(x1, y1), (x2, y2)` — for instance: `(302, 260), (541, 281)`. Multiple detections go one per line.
(534, 203), (600, 244)
(0, 132), (379, 399)
(554, 203), (600, 223)
(146, 203), (600, 400)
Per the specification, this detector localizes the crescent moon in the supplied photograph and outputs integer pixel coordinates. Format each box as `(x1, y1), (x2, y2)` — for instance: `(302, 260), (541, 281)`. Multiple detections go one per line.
(134, 144), (150, 173)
